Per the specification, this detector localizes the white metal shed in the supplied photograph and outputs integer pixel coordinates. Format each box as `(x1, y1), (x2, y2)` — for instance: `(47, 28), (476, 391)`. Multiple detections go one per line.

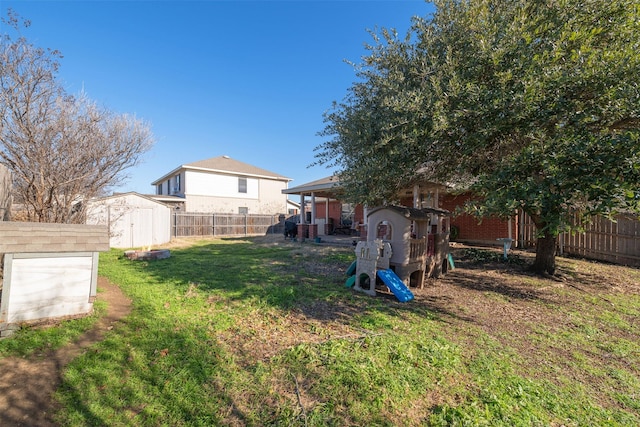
(86, 192), (172, 249)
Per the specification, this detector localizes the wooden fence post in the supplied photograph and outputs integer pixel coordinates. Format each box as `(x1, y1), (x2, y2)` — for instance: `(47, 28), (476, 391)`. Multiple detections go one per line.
(0, 164), (11, 221)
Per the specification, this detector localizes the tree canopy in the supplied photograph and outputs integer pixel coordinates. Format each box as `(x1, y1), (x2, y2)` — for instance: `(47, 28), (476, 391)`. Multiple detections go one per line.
(0, 11), (154, 223)
(315, 0), (640, 274)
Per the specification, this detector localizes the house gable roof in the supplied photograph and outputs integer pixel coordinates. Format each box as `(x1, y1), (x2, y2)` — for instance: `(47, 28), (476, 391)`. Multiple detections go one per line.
(151, 156), (291, 185)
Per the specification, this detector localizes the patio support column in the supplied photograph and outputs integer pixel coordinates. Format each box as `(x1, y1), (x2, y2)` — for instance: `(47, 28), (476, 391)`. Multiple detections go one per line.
(299, 194), (306, 224)
(413, 185), (420, 208)
(309, 192), (318, 239)
(298, 193), (308, 241)
(360, 205), (369, 241)
(325, 198), (330, 235)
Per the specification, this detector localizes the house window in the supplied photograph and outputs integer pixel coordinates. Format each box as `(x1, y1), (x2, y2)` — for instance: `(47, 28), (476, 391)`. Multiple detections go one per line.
(238, 207), (248, 214)
(238, 177), (247, 193)
(175, 174), (181, 192)
(157, 184), (162, 195)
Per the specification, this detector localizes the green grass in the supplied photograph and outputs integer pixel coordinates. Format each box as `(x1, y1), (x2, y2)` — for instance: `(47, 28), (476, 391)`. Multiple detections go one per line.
(1, 237), (638, 426)
(0, 300), (106, 358)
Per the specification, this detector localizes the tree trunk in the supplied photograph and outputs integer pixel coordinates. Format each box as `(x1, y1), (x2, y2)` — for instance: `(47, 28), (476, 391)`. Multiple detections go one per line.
(532, 231), (557, 275)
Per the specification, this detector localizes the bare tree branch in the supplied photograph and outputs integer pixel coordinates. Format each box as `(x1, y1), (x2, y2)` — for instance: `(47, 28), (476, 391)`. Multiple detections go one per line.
(0, 14), (154, 223)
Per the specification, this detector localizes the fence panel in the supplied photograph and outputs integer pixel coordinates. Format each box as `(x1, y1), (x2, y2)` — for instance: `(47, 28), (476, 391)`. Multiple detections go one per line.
(519, 212), (640, 267)
(517, 211), (537, 248)
(173, 213), (214, 237)
(173, 213), (280, 238)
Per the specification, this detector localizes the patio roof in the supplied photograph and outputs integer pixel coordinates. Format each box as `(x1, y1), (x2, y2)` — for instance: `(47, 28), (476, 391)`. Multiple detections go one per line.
(283, 175), (449, 200)
(282, 175), (343, 198)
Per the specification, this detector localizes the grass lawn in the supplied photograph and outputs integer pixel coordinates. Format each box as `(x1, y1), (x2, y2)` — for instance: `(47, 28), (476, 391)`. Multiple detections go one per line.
(1, 236), (639, 426)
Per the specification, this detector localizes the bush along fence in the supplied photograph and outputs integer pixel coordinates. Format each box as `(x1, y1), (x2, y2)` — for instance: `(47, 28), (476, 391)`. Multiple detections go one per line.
(519, 212), (640, 267)
(172, 212), (284, 238)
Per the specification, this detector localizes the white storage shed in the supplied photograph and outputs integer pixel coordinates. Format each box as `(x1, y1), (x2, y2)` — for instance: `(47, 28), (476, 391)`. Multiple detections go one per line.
(87, 192), (172, 249)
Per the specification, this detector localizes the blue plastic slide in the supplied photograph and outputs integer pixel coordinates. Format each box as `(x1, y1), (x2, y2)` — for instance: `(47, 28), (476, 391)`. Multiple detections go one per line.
(377, 269), (414, 302)
(346, 260), (357, 276)
(345, 275), (356, 288)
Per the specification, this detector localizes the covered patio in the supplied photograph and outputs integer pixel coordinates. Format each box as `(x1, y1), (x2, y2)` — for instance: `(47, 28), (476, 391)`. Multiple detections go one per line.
(282, 175), (448, 241)
(282, 175), (359, 240)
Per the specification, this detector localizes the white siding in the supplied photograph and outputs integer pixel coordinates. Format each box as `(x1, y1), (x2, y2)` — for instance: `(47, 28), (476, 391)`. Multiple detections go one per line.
(258, 179), (289, 213)
(185, 178), (288, 215)
(3, 254), (94, 324)
(185, 170), (259, 199)
(182, 169), (288, 215)
(185, 195), (257, 213)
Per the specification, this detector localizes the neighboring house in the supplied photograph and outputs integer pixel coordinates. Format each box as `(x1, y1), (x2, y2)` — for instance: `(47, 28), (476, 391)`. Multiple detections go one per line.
(151, 155), (291, 215)
(86, 192), (172, 248)
(286, 199), (300, 215)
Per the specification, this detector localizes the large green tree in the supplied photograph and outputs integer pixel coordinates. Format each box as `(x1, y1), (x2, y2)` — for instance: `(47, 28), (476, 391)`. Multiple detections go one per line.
(315, 0), (640, 274)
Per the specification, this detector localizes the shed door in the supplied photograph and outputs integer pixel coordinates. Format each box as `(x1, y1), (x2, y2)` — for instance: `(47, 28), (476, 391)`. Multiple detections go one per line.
(109, 206), (153, 248)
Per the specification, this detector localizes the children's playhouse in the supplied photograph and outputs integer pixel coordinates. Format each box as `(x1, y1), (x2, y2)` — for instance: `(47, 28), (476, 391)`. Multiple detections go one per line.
(349, 205), (451, 300)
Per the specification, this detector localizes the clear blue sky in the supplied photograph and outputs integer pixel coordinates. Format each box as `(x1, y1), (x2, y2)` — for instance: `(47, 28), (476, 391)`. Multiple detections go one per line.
(1, 0), (434, 194)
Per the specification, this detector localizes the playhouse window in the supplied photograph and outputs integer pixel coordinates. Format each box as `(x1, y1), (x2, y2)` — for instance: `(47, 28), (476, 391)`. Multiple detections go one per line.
(376, 221), (392, 240)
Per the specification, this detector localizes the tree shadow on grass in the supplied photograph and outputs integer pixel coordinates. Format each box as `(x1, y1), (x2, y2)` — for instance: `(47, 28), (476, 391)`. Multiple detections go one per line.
(112, 240), (480, 331)
(58, 325), (254, 426)
(445, 268), (548, 301)
(110, 239), (569, 351)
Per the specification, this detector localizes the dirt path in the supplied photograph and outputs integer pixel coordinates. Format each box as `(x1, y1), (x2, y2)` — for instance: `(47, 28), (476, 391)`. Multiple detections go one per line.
(0, 277), (132, 427)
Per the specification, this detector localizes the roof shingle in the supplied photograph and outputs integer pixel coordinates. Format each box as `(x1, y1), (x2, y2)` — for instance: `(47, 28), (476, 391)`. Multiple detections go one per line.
(185, 156), (290, 180)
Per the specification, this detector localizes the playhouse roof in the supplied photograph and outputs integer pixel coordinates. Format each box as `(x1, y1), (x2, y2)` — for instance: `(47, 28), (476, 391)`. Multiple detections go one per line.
(367, 205), (450, 221)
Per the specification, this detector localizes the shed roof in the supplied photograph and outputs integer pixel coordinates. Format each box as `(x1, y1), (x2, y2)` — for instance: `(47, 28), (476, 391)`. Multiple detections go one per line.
(93, 192), (171, 207)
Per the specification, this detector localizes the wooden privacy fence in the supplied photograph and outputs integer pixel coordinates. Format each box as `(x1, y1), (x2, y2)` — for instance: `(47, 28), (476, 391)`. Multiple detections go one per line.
(173, 212), (282, 237)
(518, 212), (640, 267)
(0, 164), (10, 221)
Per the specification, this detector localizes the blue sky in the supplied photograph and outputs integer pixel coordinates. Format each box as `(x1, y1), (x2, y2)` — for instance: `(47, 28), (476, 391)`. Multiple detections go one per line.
(1, 0), (434, 194)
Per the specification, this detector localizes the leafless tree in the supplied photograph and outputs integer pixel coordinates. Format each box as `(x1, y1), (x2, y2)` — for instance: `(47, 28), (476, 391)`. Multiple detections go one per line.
(0, 11), (154, 223)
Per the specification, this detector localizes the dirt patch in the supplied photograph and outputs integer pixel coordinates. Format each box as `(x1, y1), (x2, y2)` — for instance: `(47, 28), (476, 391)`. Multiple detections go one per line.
(416, 245), (640, 394)
(220, 241), (640, 416)
(0, 277), (131, 427)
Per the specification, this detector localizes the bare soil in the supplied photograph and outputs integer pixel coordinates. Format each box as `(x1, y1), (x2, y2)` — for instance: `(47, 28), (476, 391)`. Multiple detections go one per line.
(218, 240), (640, 417)
(0, 277), (132, 427)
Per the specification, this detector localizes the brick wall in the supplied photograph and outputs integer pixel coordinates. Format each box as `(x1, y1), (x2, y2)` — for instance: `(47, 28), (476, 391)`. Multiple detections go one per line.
(314, 200), (342, 224)
(440, 193), (512, 244)
(312, 200), (365, 231)
(0, 222), (109, 253)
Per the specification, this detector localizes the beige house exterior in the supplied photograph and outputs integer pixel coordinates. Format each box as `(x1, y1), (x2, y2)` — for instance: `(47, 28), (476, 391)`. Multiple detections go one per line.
(151, 156), (291, 215)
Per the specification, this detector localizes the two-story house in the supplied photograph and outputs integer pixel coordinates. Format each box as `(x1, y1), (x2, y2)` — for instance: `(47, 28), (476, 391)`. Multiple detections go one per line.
(151, 156), (291, 215)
